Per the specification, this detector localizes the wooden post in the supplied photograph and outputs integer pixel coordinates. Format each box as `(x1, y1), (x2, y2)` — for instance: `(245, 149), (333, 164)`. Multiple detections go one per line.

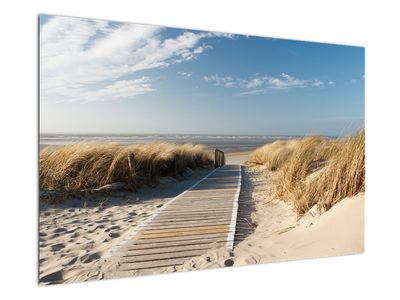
(215, 149), (225, 168)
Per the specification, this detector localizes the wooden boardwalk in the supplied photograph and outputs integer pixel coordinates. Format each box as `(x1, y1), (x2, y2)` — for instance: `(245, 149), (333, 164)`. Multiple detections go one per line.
(108, 164), (241, 275)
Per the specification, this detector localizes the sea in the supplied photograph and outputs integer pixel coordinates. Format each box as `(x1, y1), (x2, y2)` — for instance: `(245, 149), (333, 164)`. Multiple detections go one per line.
(39, 133), (306, 152)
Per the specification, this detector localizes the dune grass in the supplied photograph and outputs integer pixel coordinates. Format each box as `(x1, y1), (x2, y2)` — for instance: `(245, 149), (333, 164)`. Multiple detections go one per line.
(247, 140), (299, 171)
(247, 130), (365, 215)
(40, 142), (213, 191)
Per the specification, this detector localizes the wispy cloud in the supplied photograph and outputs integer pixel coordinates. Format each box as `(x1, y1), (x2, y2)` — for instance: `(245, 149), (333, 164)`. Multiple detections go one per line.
(204, 74), (237, 88)
(83, 77), (155, 102)
(40, 16), (221, 102)
(177, 71), (193, 78)
(204, 72), (333, 95)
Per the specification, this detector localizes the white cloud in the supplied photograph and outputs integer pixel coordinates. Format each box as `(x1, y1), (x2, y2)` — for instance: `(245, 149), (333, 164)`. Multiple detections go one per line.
(83, 77), (155, 102)
(311, 79), (325, 87)
(204, 74), (237, 88)
(238, 89), (265, 96)
(204, 72), (333, 94)
(267, 73), (307, 89)
(244, 77), (266, 88)
(177, 71), (193, 78)
(209, 32), (236, 39)
(40, 16), (217, 102)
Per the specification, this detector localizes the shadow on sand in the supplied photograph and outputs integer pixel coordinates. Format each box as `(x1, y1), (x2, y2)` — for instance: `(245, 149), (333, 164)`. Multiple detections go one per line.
(234, 167), (257, 246)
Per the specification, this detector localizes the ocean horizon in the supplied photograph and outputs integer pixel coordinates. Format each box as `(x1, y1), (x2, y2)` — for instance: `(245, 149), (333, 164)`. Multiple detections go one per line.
(39, 133), (330, 152)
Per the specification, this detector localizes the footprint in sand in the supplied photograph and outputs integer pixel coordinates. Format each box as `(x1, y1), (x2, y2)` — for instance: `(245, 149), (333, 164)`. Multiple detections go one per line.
(49, 233), (60, 239)
(71, 232), (80, 238)
(224, 259), (234, 267)
(66, 256), (78, 266)
(92, 225), (105, 231)
(80, 252), (101, 264)
(40, 270), (63, 283)
(66, 227), (78, 234)
(128, 212), (137, 217)
(108, 232), (120, 238)
(50, 243), (65, 252)
(53, 227), (67, 234)
(96, 218), (109, 223)
(104, 225), (120, 232)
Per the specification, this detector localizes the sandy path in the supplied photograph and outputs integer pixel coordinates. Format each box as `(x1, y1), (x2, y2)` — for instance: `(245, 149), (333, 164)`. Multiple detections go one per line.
(225, 150), (252, 165)
(39, 168), (213, 284)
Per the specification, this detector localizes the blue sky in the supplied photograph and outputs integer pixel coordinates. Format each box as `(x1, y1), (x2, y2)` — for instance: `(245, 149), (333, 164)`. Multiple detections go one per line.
(40, 15), (364, 136)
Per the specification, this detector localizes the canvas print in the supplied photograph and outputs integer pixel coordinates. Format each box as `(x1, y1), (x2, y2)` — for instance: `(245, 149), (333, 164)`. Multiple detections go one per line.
(39, 14), (365, 285)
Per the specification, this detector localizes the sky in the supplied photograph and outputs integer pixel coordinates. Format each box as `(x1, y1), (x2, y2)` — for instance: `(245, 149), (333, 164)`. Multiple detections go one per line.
(40, 15), (364, 136)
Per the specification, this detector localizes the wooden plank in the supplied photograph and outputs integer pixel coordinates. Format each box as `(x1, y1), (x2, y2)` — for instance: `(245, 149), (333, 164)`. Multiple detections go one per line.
(162, 206), (234, 211)
(127, 232), (230, 245)
(126, 239), (228, 251)
(183, 189), (237, 195)
(141, 224), (229, 234)
(165, 200), (235, 206)
(170, 195), (236, 200)
(159, 205), (234, 212)
(119, 257), (191, 271)
(153, 212), (233, 219)
(157, 208), (233, 215)
(145, 221), (230, 230)
(151, 215), (230, 225)
(136, 227), (234, 239)
(150, 216), (232, 223)
(137, 225), (231, 239)
(165, 203), (235, 209)
(120, 249), (210, 264)
(123, 241), (226, 257)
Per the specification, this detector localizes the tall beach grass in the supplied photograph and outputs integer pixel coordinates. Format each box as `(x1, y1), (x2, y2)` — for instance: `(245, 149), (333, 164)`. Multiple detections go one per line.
(247, 130), (365, 215)
(40, 142), (213, 191)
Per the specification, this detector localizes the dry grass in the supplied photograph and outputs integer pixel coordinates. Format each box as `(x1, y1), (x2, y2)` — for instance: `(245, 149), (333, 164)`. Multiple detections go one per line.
(247, 130), (365, 215)
(40, 142), (213, 191)
(247, 140), (299, 170)
(303, 130), (365, 213)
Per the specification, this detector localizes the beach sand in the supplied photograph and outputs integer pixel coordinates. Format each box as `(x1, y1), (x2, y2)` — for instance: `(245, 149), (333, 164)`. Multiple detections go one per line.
(39, 168), (213, 284)
(225, 150), (253, 165)
(39, 149), (364, 283)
